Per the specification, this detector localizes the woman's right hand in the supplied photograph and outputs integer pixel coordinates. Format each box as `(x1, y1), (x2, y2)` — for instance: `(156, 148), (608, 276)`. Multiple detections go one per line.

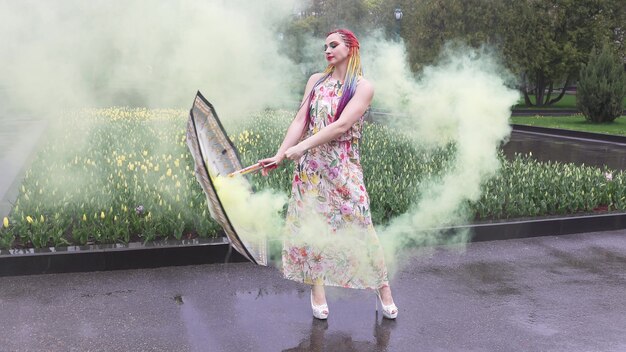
(258, 154), (284, 177)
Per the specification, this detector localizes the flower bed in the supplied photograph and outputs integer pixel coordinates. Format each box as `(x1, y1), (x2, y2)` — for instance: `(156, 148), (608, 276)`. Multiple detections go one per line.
(1, 108), (624, 249)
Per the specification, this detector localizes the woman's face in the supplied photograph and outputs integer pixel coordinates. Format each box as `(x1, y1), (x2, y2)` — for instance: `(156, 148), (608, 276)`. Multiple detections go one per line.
(324, 33), (349, 66)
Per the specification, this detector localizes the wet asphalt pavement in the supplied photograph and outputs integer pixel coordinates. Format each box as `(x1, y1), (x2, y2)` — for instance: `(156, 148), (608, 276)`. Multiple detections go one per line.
(1, 230), (625, 352)
(0, 116), (47, 218)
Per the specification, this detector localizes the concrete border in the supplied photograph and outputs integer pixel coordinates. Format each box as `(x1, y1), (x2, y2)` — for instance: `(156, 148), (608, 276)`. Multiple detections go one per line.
(467, 212), (626, 241)
(1, 211), (625, 277)
(511, 124), (626, 145)
(0, 237), (248, 277)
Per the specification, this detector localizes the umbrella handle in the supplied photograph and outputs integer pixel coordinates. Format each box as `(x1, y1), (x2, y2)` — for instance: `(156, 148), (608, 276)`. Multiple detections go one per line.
(228, 161), (276, 177)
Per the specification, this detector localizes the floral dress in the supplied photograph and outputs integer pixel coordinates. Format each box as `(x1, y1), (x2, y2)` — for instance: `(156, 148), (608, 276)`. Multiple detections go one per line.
(282, 75), (389, 289)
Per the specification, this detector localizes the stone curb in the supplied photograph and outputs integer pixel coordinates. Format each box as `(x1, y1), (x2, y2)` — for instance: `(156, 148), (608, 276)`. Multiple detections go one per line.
(0, 237), (248, 277)
(510, 108), (626, 116)
(2, 211), (625, 277)
(511, 124), (626, 145)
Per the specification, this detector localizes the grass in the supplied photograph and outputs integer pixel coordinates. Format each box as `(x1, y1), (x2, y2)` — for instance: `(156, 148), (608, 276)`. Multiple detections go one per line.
(510, 114), (626, 136)
(515, 94), (626, 109)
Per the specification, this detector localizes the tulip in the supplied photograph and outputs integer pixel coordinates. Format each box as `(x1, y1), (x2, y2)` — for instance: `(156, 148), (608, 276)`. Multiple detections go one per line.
(26, 216), (34, 224)
(2, 217), (8, 228)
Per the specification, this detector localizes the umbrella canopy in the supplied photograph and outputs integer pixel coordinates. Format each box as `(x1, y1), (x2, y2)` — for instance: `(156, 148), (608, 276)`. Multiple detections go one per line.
(185, 91), (267, 265)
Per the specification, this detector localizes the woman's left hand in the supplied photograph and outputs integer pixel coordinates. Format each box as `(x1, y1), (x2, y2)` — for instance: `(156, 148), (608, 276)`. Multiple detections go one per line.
(285, 144), (306, 161)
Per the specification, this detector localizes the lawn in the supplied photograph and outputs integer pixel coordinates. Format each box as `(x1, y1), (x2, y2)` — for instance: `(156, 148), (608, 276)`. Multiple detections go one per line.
(515, 94), (626, 109)
(510, 115), (626, 136)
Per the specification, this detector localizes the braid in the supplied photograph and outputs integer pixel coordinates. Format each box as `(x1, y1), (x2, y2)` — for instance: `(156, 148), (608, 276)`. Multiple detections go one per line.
(303, 29), (363, 131)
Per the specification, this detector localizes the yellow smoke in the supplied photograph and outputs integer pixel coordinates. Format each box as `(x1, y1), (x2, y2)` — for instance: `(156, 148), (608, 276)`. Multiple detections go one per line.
(208, 36), (519, 283)
(0, 0), (297, 120)
(1, 0), (521, 284)
(362, 37), (520, 275)
(212, 175), (286, 244)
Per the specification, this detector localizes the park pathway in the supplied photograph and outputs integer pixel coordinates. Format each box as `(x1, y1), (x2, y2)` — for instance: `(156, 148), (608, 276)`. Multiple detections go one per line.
(0, 230), (625, 351)
(0, 115), (48, 219)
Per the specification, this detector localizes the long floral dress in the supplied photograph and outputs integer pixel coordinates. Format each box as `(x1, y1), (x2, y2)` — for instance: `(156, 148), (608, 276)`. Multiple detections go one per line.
(282, 75), (389, 289)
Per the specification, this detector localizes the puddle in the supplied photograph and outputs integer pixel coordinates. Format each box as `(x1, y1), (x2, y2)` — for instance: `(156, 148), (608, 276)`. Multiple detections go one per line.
(503, 131), (626, 170)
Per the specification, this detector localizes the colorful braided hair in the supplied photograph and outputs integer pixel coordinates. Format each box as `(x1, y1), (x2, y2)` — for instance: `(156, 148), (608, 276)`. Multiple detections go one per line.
(304, 28), (363, 130)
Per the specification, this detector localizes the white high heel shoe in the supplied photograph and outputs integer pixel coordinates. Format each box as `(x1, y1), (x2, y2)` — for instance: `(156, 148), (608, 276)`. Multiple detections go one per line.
(310, 291), (329, 320)
(376, 290), (398, 320)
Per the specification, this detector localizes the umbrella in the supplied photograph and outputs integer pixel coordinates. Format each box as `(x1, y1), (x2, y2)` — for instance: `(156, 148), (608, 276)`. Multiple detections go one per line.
(185, 91), (267, 265)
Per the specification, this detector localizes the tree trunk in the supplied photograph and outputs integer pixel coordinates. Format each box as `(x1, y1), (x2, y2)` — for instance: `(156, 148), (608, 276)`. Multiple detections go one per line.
(545, 81), (554, 104)
(523, 90), (533, 106)
(547, 75), (571, 105)
(535, 71), (546, 106)
(521, 72), (533, 106)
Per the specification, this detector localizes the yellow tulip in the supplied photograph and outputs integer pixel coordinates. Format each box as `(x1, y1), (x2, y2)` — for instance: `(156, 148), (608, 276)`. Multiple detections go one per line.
(166, 168), (172, 177)
(26, 216), (33, 224)
(82, 214), (87, 221)
(40, 215), (45, 223)
(3, 217), (8, 228)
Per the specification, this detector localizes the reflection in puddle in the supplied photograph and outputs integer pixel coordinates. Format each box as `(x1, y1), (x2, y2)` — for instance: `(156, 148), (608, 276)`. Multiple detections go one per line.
(179, 295), (220, 352)
(283, 318), (395, 352)
(231, 288), (397, 351)
(503, 131), (626, 170)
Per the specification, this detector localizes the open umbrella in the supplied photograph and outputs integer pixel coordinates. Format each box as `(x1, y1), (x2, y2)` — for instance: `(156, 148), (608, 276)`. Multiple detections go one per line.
(185, 91), (267, 265)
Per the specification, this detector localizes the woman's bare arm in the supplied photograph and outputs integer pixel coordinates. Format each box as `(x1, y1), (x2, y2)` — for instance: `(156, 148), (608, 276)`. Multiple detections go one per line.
(259, 73), (325, 174)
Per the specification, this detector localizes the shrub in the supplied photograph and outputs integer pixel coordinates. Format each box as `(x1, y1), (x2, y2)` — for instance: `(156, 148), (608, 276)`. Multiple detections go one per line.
(577, 43), (626, 123)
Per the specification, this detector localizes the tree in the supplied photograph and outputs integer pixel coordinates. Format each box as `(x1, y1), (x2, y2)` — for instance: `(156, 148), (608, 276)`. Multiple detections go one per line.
(281, 0), (384, 79)
(285, 0), (626, 109)
(371, 0), (625, 106)
(577, 43), (626, 123)
(386, 0), (506, 72)
(290, 0), (372, 36)
(502, 0), (625, 106)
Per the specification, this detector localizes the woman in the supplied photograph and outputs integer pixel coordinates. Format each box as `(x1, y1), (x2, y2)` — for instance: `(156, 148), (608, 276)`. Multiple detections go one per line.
(260, 29), (397, 320)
